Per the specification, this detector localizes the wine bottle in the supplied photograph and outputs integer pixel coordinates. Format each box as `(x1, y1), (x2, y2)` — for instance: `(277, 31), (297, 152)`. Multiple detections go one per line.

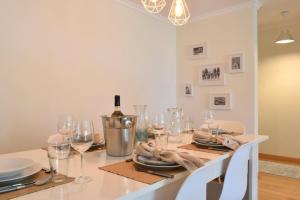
(111, 95), (124, 117)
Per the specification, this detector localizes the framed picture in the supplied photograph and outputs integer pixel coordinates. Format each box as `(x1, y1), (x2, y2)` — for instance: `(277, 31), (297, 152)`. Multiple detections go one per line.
(187, 43), (207, 59)
(228, 53), (245, 73)
(199, 64), (225, 86)
(183, 84), (193, 97)
(209, 93), (232, 110)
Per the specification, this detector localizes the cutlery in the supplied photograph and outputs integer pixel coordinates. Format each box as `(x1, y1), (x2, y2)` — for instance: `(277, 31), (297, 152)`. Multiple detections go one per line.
(0, 175), (51, 194)
(134, 166), (174, 178)
(207, 147), (230, 152)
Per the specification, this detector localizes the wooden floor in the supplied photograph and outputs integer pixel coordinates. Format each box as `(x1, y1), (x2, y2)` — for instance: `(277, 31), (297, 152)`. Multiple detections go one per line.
(259, 172), (300, 200)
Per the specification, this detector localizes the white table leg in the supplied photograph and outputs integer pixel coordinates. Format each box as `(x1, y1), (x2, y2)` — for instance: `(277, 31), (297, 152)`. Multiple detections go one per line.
(248, 145), (258, 200)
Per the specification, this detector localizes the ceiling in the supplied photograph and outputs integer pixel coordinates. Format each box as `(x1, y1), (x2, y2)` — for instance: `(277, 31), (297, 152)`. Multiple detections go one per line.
(259, 0), (300, 28)
(128, 0), (300, 27)
(130, 0), (250, 18)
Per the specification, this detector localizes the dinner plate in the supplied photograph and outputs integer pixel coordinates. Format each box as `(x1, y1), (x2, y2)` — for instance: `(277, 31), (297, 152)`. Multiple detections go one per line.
(0, 158), (35, 179)
(0, 162), (42, 186)
(193, 140), (224, 148)
(133, 155), (181, 170)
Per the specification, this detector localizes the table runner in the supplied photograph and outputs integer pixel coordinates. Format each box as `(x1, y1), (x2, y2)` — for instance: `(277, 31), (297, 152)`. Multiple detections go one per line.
(99, 161), (185, 184)
(0, 171), (74, 200)
(178, 143), (233, 155)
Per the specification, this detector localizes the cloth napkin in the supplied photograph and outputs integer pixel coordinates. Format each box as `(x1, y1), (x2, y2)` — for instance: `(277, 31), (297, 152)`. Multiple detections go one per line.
(193, 131), (243, 150)
(135, 142), (204, 172)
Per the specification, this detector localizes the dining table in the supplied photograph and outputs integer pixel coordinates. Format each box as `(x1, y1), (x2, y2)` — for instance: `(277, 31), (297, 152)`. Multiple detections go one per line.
(0, 134), (268, 200)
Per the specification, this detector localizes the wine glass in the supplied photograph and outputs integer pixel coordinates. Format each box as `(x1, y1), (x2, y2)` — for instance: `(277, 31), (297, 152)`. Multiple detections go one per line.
(71, 120), (94, 184)
(57, 114), (75, 141)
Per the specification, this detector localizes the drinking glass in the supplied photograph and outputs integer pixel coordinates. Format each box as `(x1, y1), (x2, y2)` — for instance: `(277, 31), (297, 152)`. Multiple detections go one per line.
(152, 113), (168, 148)
(48, 134), (70, 183)
(208, 122), (220, 136)
(71, 120), (94, 184)
(152, 113), (165, 131)
(204, 110), (214, 125)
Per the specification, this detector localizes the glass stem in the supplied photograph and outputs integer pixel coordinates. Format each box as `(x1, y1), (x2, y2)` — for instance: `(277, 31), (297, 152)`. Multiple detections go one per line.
(80, 153), (84, 177)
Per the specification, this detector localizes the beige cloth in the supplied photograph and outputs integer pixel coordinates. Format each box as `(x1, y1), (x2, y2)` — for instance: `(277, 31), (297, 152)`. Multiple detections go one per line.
(135, 142), (205, 172)
(193, 131), (243, 150)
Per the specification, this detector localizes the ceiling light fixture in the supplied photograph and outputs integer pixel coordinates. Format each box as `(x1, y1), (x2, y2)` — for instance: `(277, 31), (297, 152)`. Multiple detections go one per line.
(141, 0), (166, 14)
(141, 0), (190, 26)
(275, 11), (295, 44)
(168, 0), (190, 26)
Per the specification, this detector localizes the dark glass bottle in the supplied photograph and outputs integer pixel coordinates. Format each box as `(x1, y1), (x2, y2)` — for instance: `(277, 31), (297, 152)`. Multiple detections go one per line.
(111, 95), (124, 117)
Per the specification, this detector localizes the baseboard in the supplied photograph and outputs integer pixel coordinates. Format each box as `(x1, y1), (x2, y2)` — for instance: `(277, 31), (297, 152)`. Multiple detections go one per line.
(259, 153), (300, 165)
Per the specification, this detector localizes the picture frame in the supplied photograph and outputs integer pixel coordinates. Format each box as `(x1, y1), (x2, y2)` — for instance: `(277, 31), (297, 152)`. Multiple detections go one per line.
(209, 92), (232, 110)
(183, 84), (194, 97)
(187, 43), (207, 59)
(199, 64), (225, 86)
(228, 53), (245, 73)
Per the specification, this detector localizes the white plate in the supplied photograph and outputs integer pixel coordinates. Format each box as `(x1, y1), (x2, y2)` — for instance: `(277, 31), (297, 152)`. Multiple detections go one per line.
(193, 140), (224, 148)
(133, 155), (181, 170)
(0, 162), (42, 184)
(0, 158), (35, 179)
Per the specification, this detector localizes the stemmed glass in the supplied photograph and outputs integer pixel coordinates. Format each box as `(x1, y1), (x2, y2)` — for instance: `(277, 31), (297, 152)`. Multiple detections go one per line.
(71, 120), (94, 184)
(57, 114), (75, 141)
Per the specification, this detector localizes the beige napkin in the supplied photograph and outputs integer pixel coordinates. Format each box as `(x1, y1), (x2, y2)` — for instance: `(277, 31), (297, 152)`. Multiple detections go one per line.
(193, 131), (243, 150)
(135, 142), (204, 172)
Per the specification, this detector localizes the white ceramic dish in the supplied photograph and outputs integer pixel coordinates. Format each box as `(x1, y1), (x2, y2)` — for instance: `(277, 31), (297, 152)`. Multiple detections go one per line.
(0, 162), (42, 185)
(0, 158), (35, 179)
(133, 155), (181, 170)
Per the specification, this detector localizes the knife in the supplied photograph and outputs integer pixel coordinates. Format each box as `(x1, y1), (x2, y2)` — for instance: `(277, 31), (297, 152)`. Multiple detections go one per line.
(0, 175), (51, 194)
(0, 181), (35, 194)
(135, 167), (174, 178)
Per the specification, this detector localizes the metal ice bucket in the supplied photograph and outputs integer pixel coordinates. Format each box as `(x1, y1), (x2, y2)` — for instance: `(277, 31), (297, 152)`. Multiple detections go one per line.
(101, 115), (137, 157)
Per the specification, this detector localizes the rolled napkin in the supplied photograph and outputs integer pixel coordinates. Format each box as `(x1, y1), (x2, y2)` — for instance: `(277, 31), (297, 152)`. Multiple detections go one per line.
(135, 142), (205, 172)
(193, 131), (243, 150)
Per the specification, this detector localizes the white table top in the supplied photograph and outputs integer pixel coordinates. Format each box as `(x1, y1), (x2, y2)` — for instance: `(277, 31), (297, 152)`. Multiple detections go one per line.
(0, 134), (268, 200)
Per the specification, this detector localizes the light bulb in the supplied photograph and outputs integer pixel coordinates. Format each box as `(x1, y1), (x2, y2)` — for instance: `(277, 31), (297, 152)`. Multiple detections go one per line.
(175, 1), (184, 17)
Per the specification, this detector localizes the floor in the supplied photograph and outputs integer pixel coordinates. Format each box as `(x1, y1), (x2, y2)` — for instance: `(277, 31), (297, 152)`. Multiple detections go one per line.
(259, 172), (300, 200)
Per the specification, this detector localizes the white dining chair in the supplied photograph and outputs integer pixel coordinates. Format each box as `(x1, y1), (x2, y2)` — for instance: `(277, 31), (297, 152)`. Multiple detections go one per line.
(175, 143), (251, 200)
(201, 120), (246, 134)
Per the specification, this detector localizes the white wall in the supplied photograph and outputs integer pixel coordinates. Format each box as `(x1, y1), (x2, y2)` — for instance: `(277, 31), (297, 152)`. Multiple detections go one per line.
(0, 0), (176, 153)
(259, 22), (300, 158)
(176, 5), (258, 133)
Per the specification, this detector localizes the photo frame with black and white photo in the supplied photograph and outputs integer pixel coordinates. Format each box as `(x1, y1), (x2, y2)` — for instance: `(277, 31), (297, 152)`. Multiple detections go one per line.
(183, 84), (193, 97)
(187, 43), (207, 59)
(199, 64), (225, 86)
(228, 53), (245, 73)
(209, 93), (232, 110)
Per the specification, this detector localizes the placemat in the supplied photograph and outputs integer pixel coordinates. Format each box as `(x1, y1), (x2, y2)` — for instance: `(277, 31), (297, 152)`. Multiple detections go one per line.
(0, 171), (74, 200)
(99, 161), (185, 185)
(178, 143), (233, 155)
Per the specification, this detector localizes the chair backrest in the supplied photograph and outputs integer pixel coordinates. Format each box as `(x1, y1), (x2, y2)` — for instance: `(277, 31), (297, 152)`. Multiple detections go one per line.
(201, 120), (246, 134)
(175, 143), (251, 200)
(219, 143), (251, 200)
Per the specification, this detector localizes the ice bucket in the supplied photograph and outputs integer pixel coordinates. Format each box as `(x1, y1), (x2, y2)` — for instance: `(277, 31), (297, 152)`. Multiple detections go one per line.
(101, 115), (137, 157)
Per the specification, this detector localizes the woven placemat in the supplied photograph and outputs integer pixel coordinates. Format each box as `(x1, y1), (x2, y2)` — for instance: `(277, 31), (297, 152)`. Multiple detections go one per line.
(0, 171), (74, 200)
(178, 143), (233, 155)
(99, 161), (185, 185)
